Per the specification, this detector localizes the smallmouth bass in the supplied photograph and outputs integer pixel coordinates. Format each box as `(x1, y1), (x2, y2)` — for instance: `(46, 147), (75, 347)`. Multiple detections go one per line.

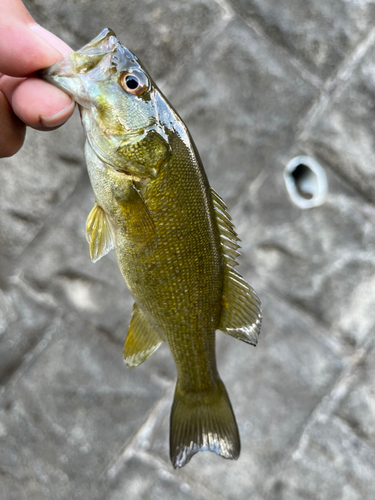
(41, 29), (262, 468)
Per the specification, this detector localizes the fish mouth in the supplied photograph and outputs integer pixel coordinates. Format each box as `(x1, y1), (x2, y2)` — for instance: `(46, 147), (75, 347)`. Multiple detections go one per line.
(39, 28), (118, 99)
(75, 28), (118, 55)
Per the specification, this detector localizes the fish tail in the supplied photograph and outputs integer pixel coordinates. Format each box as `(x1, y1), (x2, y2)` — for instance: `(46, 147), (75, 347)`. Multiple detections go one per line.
(170, 378), (240, 468)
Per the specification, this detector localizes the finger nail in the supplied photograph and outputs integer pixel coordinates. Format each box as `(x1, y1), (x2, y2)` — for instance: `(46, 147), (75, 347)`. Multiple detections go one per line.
(40, 100), (75, 128)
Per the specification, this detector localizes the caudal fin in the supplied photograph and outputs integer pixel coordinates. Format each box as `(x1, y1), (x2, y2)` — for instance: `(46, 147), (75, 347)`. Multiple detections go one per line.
(170, 379), (240, 468)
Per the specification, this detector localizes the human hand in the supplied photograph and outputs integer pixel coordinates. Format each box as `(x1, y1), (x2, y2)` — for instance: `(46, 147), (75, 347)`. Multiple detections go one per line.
(0, 0), (74, 158)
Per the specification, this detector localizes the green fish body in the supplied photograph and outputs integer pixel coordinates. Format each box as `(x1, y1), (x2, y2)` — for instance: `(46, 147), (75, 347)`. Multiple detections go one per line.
(41, 29), (262, 468)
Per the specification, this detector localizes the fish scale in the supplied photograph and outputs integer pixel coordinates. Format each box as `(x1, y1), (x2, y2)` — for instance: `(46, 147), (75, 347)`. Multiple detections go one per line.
(123, 135), (222, 391)
(40, 28), (262, 468)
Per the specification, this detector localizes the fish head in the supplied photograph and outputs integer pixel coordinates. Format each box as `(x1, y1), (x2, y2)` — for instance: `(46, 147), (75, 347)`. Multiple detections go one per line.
(40, 29), (168, 175)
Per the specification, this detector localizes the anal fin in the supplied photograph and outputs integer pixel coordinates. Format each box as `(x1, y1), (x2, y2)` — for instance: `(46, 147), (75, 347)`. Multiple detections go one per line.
(86, 202), (115, 263)
(124, 304), (163, 368)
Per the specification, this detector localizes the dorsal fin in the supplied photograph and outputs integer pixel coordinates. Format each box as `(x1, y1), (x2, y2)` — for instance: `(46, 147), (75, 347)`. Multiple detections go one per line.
(211, 188), (262, 345)
(124, 304), (163, 368)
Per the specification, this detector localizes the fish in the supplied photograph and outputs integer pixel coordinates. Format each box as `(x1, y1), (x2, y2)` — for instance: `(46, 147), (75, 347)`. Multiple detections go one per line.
(40, 28), (262, 468)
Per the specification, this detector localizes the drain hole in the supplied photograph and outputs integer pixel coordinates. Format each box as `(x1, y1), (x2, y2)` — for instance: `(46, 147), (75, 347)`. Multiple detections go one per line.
(291, 164), (317, 200)
(284, 156), (328, 209)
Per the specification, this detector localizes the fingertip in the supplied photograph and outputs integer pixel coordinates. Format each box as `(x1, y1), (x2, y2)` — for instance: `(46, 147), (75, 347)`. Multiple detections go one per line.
(12, 78), (75, 131)
(40, 100), (75, 129)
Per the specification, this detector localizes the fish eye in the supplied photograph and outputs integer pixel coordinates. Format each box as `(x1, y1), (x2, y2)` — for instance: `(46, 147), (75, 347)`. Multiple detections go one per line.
(120, 70), (148, 96)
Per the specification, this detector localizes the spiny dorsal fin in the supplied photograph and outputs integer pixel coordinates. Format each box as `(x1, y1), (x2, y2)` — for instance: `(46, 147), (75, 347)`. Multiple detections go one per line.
(211, 188), (262, 345)
(124, 304), (163, 368)
(86, 202), (115, 263)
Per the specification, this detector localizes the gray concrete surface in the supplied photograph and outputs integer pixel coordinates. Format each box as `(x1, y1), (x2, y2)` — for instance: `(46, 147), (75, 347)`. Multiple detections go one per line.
(1, 0), (375, 498)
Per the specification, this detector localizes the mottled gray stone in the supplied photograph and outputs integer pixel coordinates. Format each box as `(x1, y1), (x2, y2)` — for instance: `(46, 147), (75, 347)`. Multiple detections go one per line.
(25, 0), (225, 83)
(301, 46), (375, 201)
(232, 155), (375, 347)
(0, 112), (84, 257)
(1, 0), (375, 498)
(104, 453), (210, 500)
(0, 314), (165, 500)
(0, 285), (57, 386)
(0, 475), (31, 500)
(336, 346), (375, 447)
(267, 416), (375, 500)
(229, 0), (375, 80)
(0, 288), (17, 336)
(169, 18), (316, 202)
(142, 289), (342, 499)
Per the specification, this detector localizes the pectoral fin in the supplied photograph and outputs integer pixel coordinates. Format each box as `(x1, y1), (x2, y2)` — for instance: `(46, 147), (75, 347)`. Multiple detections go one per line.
(211, 188), (262, 345)
(124, 304), (163, 368)
(86, 202), (115, 262)
(118, 183), (157, 254)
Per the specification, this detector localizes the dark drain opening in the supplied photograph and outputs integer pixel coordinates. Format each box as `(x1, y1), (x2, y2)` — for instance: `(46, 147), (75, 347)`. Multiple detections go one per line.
(291, 164), (317, 200)
(284, 156), (328, 209)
